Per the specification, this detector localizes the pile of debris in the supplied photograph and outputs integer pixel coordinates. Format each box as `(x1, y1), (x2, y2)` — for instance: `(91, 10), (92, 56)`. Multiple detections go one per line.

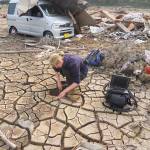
(100, 44), (150, 84)
(87, 9), (150, 41)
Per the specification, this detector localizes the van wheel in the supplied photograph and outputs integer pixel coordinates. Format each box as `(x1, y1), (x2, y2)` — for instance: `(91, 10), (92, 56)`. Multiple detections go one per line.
(43, 31), (54, 39)
(9, 27), (17, 35)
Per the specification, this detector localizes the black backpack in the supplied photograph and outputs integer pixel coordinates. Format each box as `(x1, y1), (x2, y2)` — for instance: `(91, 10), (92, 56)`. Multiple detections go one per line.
(103, 75), (137, 113)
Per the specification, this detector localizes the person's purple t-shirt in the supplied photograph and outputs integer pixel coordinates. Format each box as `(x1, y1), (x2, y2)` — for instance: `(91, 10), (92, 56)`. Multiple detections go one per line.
(54, 54), (88, 84)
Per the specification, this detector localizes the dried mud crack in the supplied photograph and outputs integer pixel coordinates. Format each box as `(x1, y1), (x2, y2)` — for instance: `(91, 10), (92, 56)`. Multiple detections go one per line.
(0, 53), (150, 150)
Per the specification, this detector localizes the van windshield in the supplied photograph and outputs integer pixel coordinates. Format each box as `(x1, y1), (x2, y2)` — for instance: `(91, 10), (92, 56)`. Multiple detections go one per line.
(40, 4), (65, 16)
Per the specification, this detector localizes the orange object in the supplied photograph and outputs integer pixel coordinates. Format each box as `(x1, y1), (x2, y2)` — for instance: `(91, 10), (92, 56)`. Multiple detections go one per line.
(144, 66), (150, 74)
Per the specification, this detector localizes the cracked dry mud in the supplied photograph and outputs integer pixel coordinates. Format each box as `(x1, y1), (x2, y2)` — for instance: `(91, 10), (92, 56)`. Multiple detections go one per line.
(0, 53), (150, 150)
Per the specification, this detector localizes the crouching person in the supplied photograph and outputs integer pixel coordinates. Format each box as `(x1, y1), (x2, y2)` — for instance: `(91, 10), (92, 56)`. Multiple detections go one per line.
(50, 52), (88, 101)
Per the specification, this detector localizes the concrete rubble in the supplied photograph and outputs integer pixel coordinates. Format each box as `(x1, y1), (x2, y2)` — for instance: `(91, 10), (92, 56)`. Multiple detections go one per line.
(88, 7), (150, 40)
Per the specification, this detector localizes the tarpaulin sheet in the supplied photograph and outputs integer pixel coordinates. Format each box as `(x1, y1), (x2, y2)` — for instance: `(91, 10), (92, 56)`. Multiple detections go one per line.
(16, 0), (38, 15)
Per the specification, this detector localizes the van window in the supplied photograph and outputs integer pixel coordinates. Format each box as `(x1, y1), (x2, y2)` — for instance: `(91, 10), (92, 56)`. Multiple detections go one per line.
(28, 6), (43, 17)
(40, 4), (64, 16)
(8, 3), (16, 15)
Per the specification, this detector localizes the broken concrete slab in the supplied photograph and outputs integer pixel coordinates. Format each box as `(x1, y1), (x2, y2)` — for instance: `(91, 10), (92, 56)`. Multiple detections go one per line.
(101, 10), (130, 33)
(123, 13), (145, 23)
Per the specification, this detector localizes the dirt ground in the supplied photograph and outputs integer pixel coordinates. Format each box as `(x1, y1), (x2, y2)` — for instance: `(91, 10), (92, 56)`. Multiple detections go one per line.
(0, 4), (150, 150)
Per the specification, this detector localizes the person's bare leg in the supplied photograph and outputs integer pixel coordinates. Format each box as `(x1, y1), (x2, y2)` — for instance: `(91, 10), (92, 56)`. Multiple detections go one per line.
(66, 86), (81, 101)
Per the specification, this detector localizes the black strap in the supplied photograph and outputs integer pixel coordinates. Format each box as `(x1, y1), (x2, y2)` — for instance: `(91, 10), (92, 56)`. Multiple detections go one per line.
(127, 90), (138, 108)
(102, 82), (109, 95)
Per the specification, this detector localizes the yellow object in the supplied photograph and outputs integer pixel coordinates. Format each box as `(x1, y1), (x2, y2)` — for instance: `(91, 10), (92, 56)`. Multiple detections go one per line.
(64, 33), (71, 38)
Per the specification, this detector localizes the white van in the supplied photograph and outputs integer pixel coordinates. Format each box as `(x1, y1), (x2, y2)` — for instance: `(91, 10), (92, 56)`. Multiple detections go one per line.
(0, 0), (3, 7)
(7, 0), (74, 39)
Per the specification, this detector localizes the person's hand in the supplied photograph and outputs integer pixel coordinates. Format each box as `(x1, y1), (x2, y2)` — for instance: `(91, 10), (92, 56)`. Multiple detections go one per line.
(57, 91), (67, 99)
(57, 81), (62, 91)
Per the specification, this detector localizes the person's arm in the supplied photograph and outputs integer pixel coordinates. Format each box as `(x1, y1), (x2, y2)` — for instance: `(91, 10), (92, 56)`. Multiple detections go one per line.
(57, 63), (80, 99)
(57, 82), (79, 99)
(56, 72), (62, 91)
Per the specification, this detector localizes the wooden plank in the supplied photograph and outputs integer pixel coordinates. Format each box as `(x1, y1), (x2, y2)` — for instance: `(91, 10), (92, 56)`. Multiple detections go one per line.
(0, 50), (43, 54)
(128, 22), (135, 31)
(101, 10), (130, 33)
(120, 19), (144, 24)
(89, 10), (102, 16)
(0, 48), (86, 54)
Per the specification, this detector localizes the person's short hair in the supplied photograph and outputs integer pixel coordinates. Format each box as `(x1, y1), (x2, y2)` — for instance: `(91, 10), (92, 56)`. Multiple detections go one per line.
(50, 52), (64, 66)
